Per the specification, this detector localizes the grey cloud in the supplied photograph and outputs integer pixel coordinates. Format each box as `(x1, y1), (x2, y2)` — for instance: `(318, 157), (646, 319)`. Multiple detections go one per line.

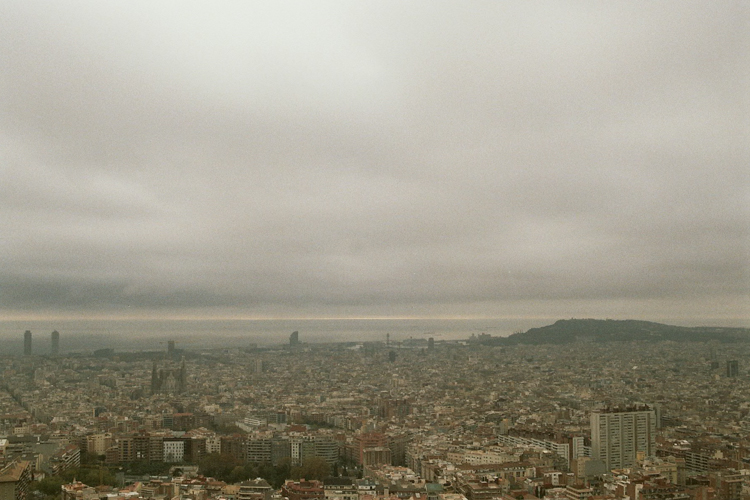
(0, 1), (747, 321)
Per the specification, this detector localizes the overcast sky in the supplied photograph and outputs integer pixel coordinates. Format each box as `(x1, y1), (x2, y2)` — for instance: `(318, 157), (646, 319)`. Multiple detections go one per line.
(1, 1), (748, 323)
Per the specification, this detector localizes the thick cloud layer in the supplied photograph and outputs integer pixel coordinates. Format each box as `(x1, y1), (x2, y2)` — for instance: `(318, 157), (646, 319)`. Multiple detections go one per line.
(1, 1), (748, 322)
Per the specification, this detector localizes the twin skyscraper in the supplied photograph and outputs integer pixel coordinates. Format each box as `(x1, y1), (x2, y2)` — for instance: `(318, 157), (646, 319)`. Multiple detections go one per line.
(22, 330), (60, 356)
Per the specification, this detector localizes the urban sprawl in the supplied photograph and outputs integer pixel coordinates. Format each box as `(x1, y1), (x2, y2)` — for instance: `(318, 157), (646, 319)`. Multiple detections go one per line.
(1, 330), (749, 500)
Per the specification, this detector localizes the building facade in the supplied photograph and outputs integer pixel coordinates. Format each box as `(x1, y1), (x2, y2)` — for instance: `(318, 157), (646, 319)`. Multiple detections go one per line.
(590, 405), (656, 470)
(151, 359), (188, 395)
(50, 331), (60, 355)
(0, 460), (31, 500)
(22, 332), (31, 357)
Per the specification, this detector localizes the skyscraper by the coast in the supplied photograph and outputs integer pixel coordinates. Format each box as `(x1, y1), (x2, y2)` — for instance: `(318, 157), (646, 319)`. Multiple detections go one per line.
(51, 330), (60, 355)
(23, 330), (32, 356)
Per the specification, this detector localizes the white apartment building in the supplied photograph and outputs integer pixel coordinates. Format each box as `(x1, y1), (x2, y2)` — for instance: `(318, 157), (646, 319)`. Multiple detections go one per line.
(590, 406), (655, 470)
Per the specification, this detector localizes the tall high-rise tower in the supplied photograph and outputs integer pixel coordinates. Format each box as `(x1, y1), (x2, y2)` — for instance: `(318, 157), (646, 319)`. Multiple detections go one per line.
(289, 331), (299, 347)
(51, 330), (60, 355)
(591, 405), (656, 470)
(23, 330), (32, 356)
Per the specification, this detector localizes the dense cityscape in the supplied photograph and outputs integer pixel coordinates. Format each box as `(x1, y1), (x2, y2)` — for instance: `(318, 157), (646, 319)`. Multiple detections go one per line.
(1, 328), (748, 500)
(3, 4), (747, 500)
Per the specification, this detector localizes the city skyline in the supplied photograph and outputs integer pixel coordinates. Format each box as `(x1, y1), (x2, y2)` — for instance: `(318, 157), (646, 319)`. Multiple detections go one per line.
(1, 2), (747, 324)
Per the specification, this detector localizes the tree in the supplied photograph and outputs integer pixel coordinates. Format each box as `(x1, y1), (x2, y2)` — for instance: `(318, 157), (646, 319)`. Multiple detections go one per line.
(254, 459), (291, 489)
(197, 453), (242, 481)
(228, 466), (248, 484)
(291, 457), (329, 481)
(34, 476), (65, 496)
(123, 461), (171, 476)
(60, 466), (116, 486)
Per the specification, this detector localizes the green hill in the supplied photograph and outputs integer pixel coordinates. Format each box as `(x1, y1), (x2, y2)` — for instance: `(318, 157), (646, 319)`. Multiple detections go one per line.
(502, 319), (750, 344)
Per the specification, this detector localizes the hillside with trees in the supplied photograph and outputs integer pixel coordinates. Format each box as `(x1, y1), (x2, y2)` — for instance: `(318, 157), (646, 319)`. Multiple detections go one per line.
(501, 319), (750, 344)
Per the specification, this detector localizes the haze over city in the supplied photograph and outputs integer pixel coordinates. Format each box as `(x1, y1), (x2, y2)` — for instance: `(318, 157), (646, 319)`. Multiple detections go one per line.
(2, 5), (750, 498)
(1, 1), (748, 325)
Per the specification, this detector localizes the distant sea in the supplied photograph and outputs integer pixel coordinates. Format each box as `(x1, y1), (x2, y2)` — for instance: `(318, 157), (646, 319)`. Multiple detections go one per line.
(0, 318), (540, 355)
(0, 317), (746, 356)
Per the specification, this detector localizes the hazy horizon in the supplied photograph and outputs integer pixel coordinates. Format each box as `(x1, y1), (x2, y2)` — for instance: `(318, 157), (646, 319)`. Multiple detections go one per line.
(2, 316), (748, 356)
